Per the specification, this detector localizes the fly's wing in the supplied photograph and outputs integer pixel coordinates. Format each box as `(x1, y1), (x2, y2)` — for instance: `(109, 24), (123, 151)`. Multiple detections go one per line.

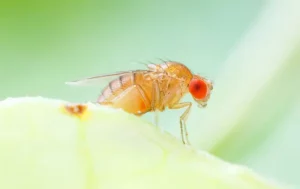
(65, 69), (167, 87)
(65, 71), (141, 87)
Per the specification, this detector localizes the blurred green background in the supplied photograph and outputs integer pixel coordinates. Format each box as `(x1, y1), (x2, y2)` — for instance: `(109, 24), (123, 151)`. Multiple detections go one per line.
(1, 0), (299, 187)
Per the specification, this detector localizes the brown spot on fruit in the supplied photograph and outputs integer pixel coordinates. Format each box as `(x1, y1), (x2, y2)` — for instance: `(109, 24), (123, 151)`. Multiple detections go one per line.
(62, 104), (89, 119)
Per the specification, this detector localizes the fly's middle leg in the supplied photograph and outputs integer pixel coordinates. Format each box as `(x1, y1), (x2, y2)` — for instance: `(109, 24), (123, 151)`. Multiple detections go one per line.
(169, 102), (192, 145)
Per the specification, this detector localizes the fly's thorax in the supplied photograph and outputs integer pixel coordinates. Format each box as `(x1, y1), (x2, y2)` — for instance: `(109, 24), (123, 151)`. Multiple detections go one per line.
(144, 62), (193, 110)
(147, 61), (193, 83)
(159, 76), (190, 109)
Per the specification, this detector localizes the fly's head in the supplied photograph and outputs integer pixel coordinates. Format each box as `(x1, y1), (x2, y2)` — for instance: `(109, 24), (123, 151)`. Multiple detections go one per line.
(188, 75), (213, 108)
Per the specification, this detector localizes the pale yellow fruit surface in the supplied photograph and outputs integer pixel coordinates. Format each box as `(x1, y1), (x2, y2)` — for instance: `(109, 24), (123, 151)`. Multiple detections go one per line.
(0, 97), (283, 189)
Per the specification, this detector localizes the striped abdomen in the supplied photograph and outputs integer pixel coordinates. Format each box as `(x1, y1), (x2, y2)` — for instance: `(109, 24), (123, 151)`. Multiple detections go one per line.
(97, 71), (153, 115)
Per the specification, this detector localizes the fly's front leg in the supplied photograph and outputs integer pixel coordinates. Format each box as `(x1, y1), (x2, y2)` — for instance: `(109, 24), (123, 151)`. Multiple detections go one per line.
(169, 102), (192, 145)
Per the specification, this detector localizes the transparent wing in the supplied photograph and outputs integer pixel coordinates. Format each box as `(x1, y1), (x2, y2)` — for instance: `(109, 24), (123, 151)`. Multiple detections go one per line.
(65, 70), (151, 86)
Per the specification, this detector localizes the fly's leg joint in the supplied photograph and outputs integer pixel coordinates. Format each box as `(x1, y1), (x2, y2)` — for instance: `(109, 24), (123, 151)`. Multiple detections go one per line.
(169, 102), (192, 145)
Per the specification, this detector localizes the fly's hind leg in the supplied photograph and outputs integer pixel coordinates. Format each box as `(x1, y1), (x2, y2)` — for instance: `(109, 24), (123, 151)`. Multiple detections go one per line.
(135, 84), (151, 111)
(151, 80), (160, 127)
(169, 102), (192, 145)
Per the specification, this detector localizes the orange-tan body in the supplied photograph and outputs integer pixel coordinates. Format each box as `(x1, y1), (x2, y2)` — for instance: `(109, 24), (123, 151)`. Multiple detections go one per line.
(97, 62), (193, 116)
(66, 61), (213, 145)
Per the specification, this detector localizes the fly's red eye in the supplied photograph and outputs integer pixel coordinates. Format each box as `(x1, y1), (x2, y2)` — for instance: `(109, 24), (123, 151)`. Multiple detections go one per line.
(189, 79), (208, 100)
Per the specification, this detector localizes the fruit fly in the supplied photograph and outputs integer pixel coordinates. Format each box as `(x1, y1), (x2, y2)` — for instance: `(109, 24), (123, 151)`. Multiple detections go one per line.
(66, 61), (213, 145)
